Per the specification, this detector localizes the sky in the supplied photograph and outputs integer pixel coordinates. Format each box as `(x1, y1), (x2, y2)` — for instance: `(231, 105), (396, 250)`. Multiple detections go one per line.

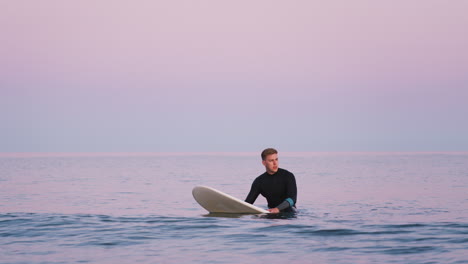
(1, 0), (468, 152)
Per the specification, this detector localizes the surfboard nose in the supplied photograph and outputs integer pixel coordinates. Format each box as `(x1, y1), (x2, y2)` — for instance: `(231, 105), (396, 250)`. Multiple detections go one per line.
(192, 185), (269, 214)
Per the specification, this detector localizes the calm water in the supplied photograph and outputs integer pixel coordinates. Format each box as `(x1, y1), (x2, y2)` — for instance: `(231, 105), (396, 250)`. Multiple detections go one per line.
(1, 152), (467, 264)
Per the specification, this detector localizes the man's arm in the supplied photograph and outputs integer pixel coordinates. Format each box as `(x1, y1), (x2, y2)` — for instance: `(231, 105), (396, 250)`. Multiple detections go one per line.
(245, 178), (261, 204)
(286, 172), (297, 205)
(271, 173), (297, 213)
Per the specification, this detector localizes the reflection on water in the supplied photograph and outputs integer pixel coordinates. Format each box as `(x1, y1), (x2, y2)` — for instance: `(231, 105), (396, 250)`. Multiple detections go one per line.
(256, 211), (298, 220)
(203, 212), (261, 218)
(1, 152), (467, 264)
(202, 211), (298, 220)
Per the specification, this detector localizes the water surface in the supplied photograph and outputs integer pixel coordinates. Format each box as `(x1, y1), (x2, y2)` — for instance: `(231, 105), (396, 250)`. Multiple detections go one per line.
(1, 152), (467, 263)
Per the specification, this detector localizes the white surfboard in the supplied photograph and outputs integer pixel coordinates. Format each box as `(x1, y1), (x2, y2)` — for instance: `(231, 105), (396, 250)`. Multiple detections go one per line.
(192, 186), (269, 214)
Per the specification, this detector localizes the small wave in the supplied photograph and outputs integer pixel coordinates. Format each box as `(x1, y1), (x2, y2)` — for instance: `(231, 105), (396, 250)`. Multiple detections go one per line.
(313, 246), (352, 252)
(449, 238), (468, 244)
(378, 246), (443, 255)
(0, 212), (221, 246)
(308, 228), (366, 236)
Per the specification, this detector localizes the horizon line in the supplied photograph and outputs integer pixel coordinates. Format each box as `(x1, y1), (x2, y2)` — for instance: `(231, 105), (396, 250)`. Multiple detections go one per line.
(1, 151), (468, 158)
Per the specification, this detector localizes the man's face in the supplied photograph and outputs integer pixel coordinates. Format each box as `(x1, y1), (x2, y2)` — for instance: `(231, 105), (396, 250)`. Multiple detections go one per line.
(262, 153), (279, 174)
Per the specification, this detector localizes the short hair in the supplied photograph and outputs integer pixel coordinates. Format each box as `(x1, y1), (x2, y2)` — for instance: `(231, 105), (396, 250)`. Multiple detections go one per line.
(261, 148), (278, 160)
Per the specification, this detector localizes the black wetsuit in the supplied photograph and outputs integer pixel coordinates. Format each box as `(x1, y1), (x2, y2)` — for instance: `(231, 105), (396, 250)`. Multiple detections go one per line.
(245, 168), (297, 212)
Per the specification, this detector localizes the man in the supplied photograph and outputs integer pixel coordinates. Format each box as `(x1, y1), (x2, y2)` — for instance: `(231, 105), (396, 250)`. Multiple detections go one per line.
(245, 148), (297, 213)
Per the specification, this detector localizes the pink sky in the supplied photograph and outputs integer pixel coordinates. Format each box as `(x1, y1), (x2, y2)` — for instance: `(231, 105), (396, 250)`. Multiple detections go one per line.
(1, 1), (468, 152)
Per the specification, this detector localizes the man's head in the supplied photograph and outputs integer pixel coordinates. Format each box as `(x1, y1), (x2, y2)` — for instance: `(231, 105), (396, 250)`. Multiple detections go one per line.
(261, 148), (279, 174)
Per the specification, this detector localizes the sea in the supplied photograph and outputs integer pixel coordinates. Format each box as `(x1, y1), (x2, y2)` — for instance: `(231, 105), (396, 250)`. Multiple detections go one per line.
(1, 152), (467, 264)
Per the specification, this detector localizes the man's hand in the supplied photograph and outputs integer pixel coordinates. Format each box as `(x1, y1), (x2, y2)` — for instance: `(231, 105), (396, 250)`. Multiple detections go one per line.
(268, 208), (280, 214)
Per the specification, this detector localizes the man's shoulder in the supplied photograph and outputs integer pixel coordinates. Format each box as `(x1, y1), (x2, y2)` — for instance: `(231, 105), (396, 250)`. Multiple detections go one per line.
(278, 168), (294, 176)
(256, 172), (268, 179)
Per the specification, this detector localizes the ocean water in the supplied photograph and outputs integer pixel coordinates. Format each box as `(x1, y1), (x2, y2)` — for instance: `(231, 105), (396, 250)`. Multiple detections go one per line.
(1, 152), (467, 264)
